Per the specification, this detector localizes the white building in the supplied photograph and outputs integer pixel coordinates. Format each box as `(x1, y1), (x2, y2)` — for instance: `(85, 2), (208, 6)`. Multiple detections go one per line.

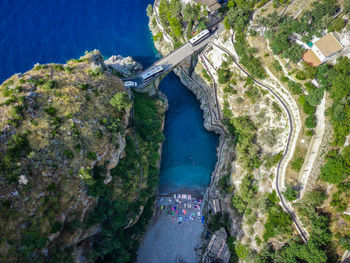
(303, 33), (343, 66)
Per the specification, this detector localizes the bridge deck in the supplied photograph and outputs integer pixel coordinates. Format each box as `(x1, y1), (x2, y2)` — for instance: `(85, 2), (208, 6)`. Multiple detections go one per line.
(124, 23), (224, 89)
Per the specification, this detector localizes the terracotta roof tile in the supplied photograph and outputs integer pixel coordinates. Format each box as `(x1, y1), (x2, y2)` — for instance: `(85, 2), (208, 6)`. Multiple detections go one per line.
(303, 49), (322, 67)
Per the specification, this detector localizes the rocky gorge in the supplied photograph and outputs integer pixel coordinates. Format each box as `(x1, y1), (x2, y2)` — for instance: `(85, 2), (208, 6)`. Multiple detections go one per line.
(146, 0), (300, 261)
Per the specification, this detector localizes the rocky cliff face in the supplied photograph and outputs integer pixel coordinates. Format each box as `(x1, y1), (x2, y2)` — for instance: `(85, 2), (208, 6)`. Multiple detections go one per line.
(0, 50), (166, 262)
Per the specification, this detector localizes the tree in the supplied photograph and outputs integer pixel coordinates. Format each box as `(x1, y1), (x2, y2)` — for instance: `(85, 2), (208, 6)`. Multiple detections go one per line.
(320, 154), (350, 184)
(235, 242), (249, 259)
(225, 6), (251, 31)
(291, 157), (304, 172)
(306, 88), (324, 106)
(305, 115), (317, 128)
(339, 235), (350, 250)
(283, 184), (298, 201)
(183, 4), (196, 23)
(146, 4), (153, 17)
(263, 205), (292, 241)
(170, 0), (182, 17)
(109, 92), (131, 112)
(168, 16), (182, 38)
(328, 18), (345, 32)
(344, 0), (350, 14)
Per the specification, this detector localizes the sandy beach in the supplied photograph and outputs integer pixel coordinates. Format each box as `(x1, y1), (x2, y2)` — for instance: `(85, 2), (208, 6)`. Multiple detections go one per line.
(137, 193), (206, 263)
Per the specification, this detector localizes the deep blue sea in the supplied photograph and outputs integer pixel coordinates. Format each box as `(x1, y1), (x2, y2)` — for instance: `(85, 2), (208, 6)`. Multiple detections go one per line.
(0, 0), (218, 194)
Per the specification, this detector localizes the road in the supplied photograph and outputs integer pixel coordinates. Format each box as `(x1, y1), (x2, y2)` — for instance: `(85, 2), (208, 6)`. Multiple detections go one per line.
(124, 23), (225, 90)
(210, 39), (309, 243)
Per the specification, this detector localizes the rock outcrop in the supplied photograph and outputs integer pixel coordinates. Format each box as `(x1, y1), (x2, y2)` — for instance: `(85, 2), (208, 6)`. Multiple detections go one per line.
(105, 55), (143, 77)
(202, 227), (231, 263)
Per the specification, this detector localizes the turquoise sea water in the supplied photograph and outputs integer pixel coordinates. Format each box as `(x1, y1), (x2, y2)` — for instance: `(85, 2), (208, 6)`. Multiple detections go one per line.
(0, 0), (218, 194)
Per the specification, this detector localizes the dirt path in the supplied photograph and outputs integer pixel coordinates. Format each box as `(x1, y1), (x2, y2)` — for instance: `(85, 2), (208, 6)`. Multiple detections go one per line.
(299, 95), (326, 197)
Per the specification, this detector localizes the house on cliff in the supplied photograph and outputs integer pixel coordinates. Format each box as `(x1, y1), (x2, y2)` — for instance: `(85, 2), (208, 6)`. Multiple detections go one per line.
(303, 33), (343, 66)
(193, 0), (222, 12)
(202, 228), (231, 263)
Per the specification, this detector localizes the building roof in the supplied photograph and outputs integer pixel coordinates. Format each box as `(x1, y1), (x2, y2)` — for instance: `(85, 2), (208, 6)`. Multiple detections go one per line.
(209, 2), (221, 11)
(303, 49), (322, 67)
(206, 228), (230, 263)
(193, 0), (221, 11)
(314, 33), (343, 57)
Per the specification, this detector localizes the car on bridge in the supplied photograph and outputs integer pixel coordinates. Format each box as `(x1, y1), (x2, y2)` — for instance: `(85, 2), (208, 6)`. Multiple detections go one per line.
(124, 81), (137, 87)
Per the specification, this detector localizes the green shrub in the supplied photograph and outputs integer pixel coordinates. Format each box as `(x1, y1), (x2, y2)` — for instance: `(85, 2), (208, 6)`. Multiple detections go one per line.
(328, 18), (345, 32)
(44, 106), (57, 116)
(305, 115), (317, 128)
(20, 231), (49, 257)
(202, 69), (211, 82)
(263, 204), (292, 241)
(33, 64), (46, 71)
(283, 184), (298, 201)
(291, 157), (304, 172)
(218, 65), (232, 84)
(88, 65), (103, 76)
(86, 151), (97, 160)
(264, 152), (282, 168)
(207, 212), (230, 232)
(43, 80), (56, 90)
(288, 80), (303, 95)
(52, 64), (64, 71)
(50, 221), (63, 233)
(79, 83), (89, 90)
(306, 129), (314, 136)
(281, 76), (289, 82)
(339, 235), (350, 250)
(223, 85), (237, 94)
(298, 95), (316, 115)
(218, 174), (233, 195)
(109, 92), (132, 113)
(1, 86), (14, 97)
(272, 101), (282, 114)
(272, 59), (282, 71)
(153, 32), (163, 42)
(146, 4), (153, 17)
(245, 85), (260, 103)
(295, 71), (306, 80)
(306, 87), (324, 106)
(320, 151), (350, 184)
(28, 77), (45, 86)
(235, 242), (249, 259)
(63, 149), (74, 159)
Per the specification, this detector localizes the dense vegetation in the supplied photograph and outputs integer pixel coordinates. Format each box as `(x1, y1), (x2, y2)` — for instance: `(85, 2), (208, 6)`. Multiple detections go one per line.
(224, 0), (267, 79)
(88, 93), (165, 262)
(0, 52), (166, 262)
(316, 57), (350, 146)
(150, 0), (209, 47)
(260, 0), (338, 62)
